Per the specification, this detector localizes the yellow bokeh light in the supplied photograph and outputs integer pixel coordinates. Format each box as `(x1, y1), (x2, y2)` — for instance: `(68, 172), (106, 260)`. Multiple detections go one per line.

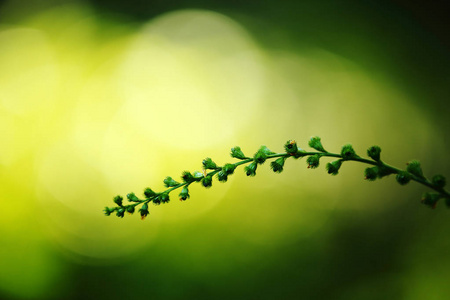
(117, 10), (268, 150)
(0, 27), (58, 116)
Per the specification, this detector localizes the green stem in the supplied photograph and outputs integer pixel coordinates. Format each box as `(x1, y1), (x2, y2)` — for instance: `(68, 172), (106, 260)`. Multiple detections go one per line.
(130, 151), (449, 208)
(311, 152), (450, 199)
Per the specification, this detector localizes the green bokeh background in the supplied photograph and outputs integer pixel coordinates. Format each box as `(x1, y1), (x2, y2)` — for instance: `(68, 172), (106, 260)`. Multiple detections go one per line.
(1, 1), (449, 299)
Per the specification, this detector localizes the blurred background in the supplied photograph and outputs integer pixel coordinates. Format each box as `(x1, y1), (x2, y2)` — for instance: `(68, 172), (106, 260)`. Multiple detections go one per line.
(1, 0), (449, 299)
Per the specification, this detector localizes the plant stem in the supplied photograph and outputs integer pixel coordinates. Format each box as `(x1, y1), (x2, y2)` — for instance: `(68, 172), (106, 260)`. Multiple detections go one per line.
(106, 139), (450, 219)
(132, 151), (449, 207)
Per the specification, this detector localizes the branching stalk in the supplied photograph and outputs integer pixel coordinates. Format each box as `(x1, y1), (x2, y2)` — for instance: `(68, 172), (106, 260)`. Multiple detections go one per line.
(105, 137), (449, 219)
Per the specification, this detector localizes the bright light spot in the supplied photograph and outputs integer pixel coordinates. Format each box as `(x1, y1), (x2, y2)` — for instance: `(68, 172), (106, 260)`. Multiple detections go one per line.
(118, 10), (268, 150)
(0, 27), (58, 116)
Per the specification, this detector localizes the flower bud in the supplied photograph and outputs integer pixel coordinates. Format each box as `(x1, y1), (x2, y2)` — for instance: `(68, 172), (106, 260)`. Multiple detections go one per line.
(223, 163), (236, 175)
(116, 207), (125, 218)
(179, 186), (190, 200)
(139, 203), (149, 220)
(308, 136), (326, 152)
(230, 146), (247, 160)
(113, 195), (123, 207)
(270, 157), (286, 173)
(202, 158), (218, 170)
(164, 176), (180, 187)
(253, 146), (275, 164)
(259, 145), (275, 156)
(341, 144), (357, 160)
(364, 167), (378, 181)
(193, 171), (204, 180)
(254, 151), (267, 164)
(201, 175), (213, 188)
(421, 192), (441, 209)
(245, 161), (257, 176)
(160, 193), (170, 204)
(306, 154), (320, 169)
(181, 171), (195, 183)
(432, 174), (446, 188)
(126, 205), (135, 214)
(396, 171), (411, 185)
(406, 160), (424, 178)
(127, 192), (139, 202)
(103, 207), (113, 216)
(153, 197), (161, 205)
(217, 170), (228, 182)
(284, 140), (298, 155)
(326, 160), (342, 175)
(144, 188), (157, 199)
(367, 146), (381, 161)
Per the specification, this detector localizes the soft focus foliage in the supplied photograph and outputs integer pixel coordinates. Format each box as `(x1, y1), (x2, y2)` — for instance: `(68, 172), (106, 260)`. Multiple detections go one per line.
(0, 0), (449, 299)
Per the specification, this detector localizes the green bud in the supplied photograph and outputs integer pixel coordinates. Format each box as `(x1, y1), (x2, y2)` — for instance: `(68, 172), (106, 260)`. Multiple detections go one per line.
(127, 192), (139, 202)
(230, 146), (247, 160)
(116, 207), (125, 218)
(202, 158), (218, 170)
(103, 207), (113, 216)
(406, 160), (424, 178)
(364, 167), (378, 181)
(164, 176), (180, 187)
(367, 146), (381, 161)
(432, 174), (446, 188)
(153, 196), (161, 205)
(179, 186), (190, 200)
(223, 163), (236, 175)
(254, 151), (267, 164)
(245, 161), (258, 176)
(144, 188), (157, 199)
(217, 170), (228, 182)
(396, 171), (411, 185)
(126, 206), (135, 214)
(201, 175), (213, 188)
(341, 144), (357, 160)
(308, 136), (326, 152)
(160, 193), (170, 204)
(254, 146), (274, 164)
(181, 171), (195, 183)
(421, 192), (441, 209)
(326, 160), (342, 175)
(306, 154), (320, 169)
(113, 195), (123, 207)
(139, 203), (149, 220)
(284, 140), (298, 155)
(259, 145), (275, 156)
(270, 157), (286, 173)
(193, 171), (204, 180)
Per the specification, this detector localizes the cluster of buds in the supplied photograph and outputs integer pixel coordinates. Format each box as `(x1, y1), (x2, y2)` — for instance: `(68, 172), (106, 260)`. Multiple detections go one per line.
(104, 137), (450, 220)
